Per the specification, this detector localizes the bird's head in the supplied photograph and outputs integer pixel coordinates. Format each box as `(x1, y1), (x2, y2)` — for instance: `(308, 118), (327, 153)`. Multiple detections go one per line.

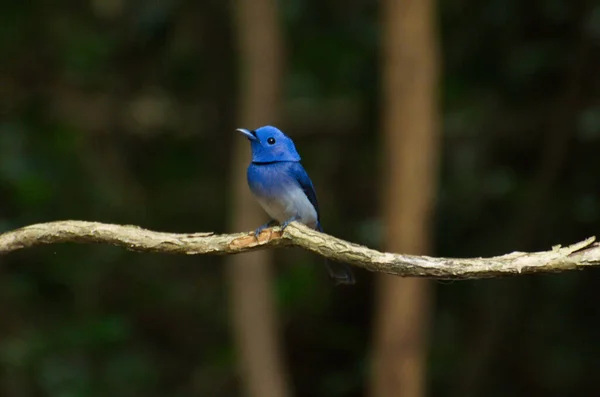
(237, 125), (301, 163)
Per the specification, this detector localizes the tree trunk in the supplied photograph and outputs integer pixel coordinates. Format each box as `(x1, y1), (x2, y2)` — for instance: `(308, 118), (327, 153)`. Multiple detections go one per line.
(370, 0), (440, 396)
(227, 1), (291, 397)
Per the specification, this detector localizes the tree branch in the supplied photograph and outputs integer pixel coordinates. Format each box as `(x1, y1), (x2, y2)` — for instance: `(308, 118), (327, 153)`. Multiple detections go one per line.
(0, 220), (598, 279)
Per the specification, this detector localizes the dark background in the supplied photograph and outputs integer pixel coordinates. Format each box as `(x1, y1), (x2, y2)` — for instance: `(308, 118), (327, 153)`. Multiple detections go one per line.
(1, 0), (599, 396)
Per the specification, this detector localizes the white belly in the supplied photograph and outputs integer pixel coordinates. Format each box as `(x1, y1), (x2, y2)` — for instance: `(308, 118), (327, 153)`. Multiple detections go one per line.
(256, 187), (318, 229)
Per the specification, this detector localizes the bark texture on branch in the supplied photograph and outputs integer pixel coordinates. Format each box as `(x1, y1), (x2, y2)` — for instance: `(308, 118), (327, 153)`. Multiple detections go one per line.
(0, 221), (598, 279)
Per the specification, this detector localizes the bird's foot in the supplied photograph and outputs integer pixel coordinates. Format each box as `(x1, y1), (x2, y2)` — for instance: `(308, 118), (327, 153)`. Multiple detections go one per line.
(280, 215), (300, 232)
(254, 220), (278, 239)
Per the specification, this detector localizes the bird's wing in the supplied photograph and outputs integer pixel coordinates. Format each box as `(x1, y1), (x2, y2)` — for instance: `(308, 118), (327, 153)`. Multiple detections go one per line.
(287, 163), (355, 284)
(287, 162), (320, 220)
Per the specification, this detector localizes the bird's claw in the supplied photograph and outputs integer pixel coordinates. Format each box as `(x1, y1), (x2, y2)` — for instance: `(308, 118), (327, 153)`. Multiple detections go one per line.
(254, 220), (277, 239)
(280, 215), (300, 232)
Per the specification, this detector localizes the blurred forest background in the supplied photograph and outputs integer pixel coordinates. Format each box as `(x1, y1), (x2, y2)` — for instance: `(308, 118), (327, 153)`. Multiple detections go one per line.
(1, 0), (600, 396)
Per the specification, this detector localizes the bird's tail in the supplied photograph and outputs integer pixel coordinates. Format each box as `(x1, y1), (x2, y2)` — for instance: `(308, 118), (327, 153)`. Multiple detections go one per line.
(325, 260), (355, 285)
(317, 223), (356, 285)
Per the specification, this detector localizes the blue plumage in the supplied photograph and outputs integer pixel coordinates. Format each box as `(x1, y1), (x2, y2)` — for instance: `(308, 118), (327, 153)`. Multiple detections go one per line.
(237, 125), (355, 285)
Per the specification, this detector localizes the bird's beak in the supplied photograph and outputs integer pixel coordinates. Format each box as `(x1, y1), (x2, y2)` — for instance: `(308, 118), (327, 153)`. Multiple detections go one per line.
(236, 128), (258, 141)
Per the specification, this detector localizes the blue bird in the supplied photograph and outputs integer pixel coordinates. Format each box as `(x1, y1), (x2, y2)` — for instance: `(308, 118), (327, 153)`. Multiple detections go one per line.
(237, 125), (355, 285)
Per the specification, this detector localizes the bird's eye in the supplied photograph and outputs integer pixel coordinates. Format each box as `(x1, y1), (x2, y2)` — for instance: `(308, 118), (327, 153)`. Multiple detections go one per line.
(267, 137), (276, 145)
